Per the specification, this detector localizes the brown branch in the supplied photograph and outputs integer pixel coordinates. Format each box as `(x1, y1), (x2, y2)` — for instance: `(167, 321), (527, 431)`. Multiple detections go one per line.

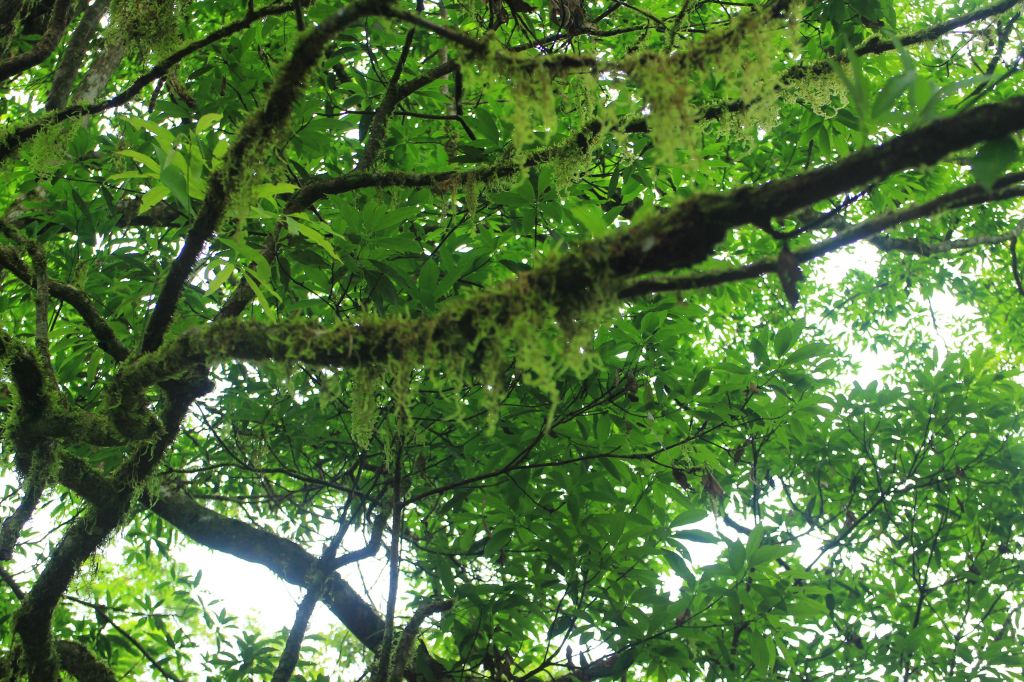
(870, 217), (1024, 255)
(621, 179), (1024, 297)
(0, 569), (116, 681)
(0, 0), (72, 83)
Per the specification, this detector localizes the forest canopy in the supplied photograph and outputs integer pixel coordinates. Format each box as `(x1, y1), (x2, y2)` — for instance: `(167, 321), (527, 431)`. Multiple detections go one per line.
(1, 0), (1024, 679)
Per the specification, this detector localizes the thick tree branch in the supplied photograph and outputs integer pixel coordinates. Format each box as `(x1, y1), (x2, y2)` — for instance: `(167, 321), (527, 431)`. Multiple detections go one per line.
(621, 179), (1024, 297)
(12, 379), (204, 680)
(145, 488), (388, 649)
(44, 0), (110, 111)
(53, 641), (117, 682)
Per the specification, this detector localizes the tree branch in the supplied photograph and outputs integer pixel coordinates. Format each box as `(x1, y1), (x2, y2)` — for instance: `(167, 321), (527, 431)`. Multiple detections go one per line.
(621, 178), (1024, 297)
(359, 29), (416, 170)
(115, 94), (1024, 390)
(0, 0), (72, 83)
(0, 0), (302, 163)
(0, 243), (130, 361)
(870, 217), (1024, 255)
(44, 0), (110, 111)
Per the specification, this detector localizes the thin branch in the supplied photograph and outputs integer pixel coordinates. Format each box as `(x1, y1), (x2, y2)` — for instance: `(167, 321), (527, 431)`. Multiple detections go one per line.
(857, 0), (1024, 56)
(373, 455), (404, 682)
(92, 603), (183, 682)
(140, 0), (379, 353)
(0, 0), (72, 83)
(0, 0), (301, 163)
(359, 29), (416, 170)
(0, 242), (130, 361)
(270, 519), (349, 682)
(870, 217), (1024, 255)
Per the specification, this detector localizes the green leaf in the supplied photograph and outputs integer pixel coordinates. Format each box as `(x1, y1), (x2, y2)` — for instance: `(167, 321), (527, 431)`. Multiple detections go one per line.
(972, 136), (1020, 189)
(674, 529), (719, 544)
(138, 184), (170, 214)
(196, 113), (223, 134)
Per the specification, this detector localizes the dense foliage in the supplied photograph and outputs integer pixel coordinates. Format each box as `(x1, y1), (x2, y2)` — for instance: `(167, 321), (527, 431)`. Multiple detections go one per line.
(1, 0), (1024, 679)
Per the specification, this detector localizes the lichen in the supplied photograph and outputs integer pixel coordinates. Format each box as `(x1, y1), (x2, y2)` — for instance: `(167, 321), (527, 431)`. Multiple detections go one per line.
(627, 52), (699, 166)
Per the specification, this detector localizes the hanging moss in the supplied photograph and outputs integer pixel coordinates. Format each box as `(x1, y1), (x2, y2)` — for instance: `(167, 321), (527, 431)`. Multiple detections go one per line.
(351, 365), (381, 451)
(24, 119), (72, 177)
(627, 52), (697, 165)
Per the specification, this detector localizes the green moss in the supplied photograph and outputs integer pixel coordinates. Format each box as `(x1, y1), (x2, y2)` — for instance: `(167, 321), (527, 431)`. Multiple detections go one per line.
(627, 53), (698, 165)
(109, 0), (182, 57)
(351, 366), (380, 450)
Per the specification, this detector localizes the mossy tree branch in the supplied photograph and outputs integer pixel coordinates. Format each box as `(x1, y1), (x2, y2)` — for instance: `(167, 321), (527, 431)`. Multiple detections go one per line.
(13, 380), (203, 681)
(621, 176), (1024, 297)
(358, 29), (416, 171)
(115, 93), (1024, 392)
